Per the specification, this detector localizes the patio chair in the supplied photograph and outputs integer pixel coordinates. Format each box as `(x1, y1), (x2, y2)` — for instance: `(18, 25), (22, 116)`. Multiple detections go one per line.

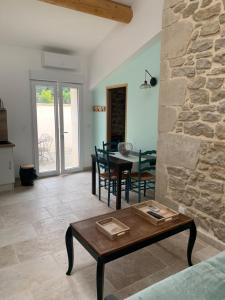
(38, 133), (53, 161)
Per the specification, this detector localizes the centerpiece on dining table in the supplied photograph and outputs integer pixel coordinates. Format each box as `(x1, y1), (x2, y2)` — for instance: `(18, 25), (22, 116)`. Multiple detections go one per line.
(118, 142), (133, 156)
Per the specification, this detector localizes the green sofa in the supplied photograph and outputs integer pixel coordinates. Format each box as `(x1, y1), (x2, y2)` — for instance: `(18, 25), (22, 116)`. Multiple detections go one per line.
(105, 251), (225, 300)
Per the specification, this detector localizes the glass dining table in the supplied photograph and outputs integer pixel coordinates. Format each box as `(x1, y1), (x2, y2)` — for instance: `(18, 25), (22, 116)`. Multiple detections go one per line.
(91, 151), (156, 210)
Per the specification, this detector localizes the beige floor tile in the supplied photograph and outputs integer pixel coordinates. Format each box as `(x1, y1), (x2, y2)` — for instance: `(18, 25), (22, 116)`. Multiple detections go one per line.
(55, 213), (80, 225)
(27, 194), (65, 209)
(60, 192), (88, 203)
(0, 245), (19, 269)
(0, 172), (222, 300)
(32, 217), (66, 235)
(159, 231), (207, 257)
(0, 202), (51, 228)
(72, 205), (113, 220)
(32, 214), (78, 235)
(70, 264), (116, 300)
(1, 199), (50, 216)
(5, 291), (34, 300)
(19, 255), (63, 291)
(146, 232), (207, 267)
(31, 277), (76, 300)
(0, 188), (48, 207)
(194, 245), (221, 261)
(15, 239), (49, 262)
(45, 202), (76, 218)
(0, 215), (5, 229)
(0, 264), (29, 299)
(14, 230), (66, 262)
(41, 193), (76, 205)
(0, 224), (37, 248)
(53, 240), (95, 272)
(0, 193), (34, 207)
(148, 243), (187, 268)
(115, 264), (186, 300)
(105, 248), (166, 290)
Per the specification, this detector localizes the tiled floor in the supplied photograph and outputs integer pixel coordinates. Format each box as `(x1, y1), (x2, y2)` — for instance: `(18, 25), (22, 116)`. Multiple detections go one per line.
(0, 172), (221, 300)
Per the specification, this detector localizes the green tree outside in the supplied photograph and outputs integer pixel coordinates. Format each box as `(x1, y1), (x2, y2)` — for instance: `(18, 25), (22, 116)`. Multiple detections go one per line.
(36, 86), (71, 104)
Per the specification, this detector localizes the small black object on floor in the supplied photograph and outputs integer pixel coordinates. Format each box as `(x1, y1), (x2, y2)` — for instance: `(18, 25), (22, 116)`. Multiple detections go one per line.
(19, 164), (37, 186)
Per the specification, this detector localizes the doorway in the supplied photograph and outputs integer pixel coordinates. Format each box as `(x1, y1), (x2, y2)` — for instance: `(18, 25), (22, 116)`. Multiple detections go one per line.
(106, 85), (127, 146)
(31, 80), (81, 177)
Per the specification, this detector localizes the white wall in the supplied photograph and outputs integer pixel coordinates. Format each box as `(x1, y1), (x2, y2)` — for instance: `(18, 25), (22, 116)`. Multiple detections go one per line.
(89, 0), (164, 89)
(0, 44), (92, 176)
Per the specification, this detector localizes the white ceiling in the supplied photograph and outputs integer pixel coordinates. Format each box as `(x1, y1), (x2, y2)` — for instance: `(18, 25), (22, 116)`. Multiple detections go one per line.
(0, 0), (134, 54)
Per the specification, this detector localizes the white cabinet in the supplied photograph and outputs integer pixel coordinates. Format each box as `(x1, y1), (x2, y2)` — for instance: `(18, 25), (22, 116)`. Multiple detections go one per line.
(0, 144), (15, 192)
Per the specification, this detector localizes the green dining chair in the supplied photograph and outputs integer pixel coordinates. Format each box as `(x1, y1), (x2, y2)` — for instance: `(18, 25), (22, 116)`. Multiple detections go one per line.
(102, 141), (118, 152)
(95, 146), (130, 206)
(102, 141), (120, 189)
(130, 150), (156, 203)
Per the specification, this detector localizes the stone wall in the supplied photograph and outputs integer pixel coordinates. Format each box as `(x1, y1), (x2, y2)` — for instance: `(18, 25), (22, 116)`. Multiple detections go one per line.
(156, 0), (225, 243)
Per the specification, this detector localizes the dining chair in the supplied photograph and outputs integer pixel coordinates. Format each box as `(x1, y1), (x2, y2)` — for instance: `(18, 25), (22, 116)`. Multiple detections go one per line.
(149, 150), (157, 165)
(95, 146), (130, 206)
(130, 150), (156, 203)
(102, 141), (118, 188)
(102, 141), (118, 152)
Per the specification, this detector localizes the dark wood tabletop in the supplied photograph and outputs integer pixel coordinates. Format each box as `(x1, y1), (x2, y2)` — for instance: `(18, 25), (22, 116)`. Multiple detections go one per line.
(70, 207), (193, 256)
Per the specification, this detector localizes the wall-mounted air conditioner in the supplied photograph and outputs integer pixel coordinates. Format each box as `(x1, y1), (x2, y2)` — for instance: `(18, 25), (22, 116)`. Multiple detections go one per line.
(42, 52), (80, 71)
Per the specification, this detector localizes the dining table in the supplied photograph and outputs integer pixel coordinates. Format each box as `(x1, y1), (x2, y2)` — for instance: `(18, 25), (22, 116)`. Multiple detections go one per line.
(91, 151), (156, 210)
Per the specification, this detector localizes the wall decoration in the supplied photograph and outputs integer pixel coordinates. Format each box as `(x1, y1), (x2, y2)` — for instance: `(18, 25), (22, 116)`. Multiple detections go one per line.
(93, 105), (106, 112)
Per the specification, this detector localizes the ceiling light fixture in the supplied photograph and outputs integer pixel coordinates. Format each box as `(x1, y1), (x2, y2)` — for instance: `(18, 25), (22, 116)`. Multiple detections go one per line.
(140, 69), (157, 89)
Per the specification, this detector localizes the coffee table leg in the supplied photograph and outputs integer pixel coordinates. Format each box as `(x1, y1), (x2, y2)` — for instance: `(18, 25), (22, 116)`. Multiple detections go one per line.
(97, 260), (105, 300)
(65, 226), (74, 275)
(187, 221), (197, 266)
(116, 169), (122, 210)
(92, 156), (96, 195)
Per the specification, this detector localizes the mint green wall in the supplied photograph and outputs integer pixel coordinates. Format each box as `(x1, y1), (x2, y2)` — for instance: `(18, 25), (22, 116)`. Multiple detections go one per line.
(92, 35), (161, 151)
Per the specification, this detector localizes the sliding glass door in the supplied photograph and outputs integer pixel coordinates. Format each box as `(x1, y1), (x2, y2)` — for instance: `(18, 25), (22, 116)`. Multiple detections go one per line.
(31, 80), (81, 177)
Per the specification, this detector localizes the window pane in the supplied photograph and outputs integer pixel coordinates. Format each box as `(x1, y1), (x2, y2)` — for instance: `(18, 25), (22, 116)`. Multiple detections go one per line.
(62, 87), (79, 170)
(35, 85), (57, 173)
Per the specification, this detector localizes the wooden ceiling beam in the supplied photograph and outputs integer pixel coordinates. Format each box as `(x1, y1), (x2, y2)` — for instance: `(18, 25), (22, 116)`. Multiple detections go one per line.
(39, 0), (133, 23)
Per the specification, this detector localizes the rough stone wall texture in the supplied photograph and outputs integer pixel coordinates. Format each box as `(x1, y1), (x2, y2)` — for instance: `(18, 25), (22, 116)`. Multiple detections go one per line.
(156, 0), (225, 243)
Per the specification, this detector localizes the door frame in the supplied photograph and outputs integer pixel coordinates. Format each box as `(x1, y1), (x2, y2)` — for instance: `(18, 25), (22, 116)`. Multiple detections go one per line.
(31, 80), (82, 177)
(106, 84), (128, 143)
(31, 80), (60, 177)
(59, 82), (82, 174)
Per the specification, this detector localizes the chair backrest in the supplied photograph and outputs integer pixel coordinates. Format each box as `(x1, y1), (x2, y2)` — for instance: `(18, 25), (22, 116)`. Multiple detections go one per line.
(147, 150), (156, 166)
(102, 141), (118, 152)
(138, 150), (156, 175)
(95, 146), (111, 175)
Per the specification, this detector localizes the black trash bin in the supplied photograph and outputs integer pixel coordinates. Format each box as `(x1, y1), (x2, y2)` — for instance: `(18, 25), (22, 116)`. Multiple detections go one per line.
(19, 164), (37, 186)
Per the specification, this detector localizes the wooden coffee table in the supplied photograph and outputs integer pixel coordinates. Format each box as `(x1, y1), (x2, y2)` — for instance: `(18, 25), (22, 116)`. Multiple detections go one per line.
(65, 207), (196, 300)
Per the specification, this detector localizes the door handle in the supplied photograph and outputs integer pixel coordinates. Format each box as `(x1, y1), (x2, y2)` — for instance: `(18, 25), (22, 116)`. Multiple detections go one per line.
(64, 131), (69, 134)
